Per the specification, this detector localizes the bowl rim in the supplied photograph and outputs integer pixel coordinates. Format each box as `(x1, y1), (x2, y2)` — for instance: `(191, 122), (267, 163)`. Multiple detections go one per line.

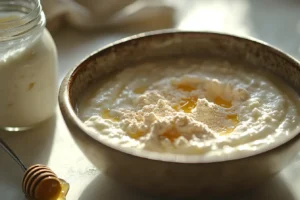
(59, 29), (300, 164)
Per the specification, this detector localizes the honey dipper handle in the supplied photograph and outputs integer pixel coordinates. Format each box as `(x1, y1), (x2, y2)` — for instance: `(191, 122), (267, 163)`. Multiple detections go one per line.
(0, 138), (27, 172)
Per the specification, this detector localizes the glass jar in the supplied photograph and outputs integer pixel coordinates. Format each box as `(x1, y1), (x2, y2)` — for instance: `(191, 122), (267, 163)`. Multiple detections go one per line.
(0, 0), (57, 131)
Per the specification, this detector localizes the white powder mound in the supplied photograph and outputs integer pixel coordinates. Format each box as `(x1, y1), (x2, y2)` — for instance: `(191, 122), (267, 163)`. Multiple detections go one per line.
(78, 60), (300, 156)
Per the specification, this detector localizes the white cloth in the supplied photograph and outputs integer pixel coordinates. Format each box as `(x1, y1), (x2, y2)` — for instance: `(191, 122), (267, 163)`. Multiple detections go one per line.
(41, 0), (175, 33)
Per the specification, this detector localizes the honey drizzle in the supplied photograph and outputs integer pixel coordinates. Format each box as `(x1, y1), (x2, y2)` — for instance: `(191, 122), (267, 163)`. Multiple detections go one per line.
(221, 114), (239, 135)
(173, 96), (198, 113)
(161, 128), (181, 142)
(214, 96), (232, 108)
(176, 83), (196, 92)
(102, 108), (120, 122)
(130, 83), (240, 138)
(128, 131), (146, 139)
(133, 86), (148, 94)
(227, 114), (239, 124)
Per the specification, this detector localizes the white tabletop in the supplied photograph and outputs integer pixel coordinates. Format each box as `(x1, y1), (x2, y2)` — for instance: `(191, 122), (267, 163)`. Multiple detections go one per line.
(1, 0), (300, 199)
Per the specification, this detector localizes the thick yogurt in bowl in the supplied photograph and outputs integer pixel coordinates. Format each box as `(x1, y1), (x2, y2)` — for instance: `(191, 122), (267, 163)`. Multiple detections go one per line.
(78, 59), (300, 159)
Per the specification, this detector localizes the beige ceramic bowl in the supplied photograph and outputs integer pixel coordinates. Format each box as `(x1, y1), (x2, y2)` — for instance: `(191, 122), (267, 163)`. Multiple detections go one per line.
(59, 30), (300, 198)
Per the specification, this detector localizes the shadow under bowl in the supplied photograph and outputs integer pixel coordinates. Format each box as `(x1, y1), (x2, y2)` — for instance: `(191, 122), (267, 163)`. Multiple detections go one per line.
(58, 30), (300, 198)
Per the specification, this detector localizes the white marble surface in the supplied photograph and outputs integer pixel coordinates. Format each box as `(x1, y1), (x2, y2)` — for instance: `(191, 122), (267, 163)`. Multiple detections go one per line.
(1, 0), (300, 199)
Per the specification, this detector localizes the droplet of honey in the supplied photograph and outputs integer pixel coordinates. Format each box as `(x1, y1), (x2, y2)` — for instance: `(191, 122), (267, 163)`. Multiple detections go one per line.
(133, 86), (148, 94)
(227, 114), (239, 124)
(176, 83), (196, 92)
(172, 105), (180, 111)
(221, 127), (236, 135)
(173, 96), (198, 113)
(102, 108), (119, 122)
(161, 129), (181, 142)
(56, 179), (69, 200)
(128, 131), (146, 139)
(214, 96), (232, 108)
(220, 114), (239, 135)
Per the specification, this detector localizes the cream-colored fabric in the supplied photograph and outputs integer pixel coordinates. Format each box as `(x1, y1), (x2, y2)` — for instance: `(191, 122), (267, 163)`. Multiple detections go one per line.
(41, 0), (175, 33)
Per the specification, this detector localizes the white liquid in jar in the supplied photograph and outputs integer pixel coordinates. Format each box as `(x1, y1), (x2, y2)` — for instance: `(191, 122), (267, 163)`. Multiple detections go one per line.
(0, 26), (57, 128)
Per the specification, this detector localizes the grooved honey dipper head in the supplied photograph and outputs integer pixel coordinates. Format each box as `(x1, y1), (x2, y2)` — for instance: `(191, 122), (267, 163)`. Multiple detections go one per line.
(22, 164), (68, 200)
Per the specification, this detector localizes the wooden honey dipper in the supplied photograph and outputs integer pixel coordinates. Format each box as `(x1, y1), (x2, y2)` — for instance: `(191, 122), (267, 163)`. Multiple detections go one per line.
(0, 138), (69, 200)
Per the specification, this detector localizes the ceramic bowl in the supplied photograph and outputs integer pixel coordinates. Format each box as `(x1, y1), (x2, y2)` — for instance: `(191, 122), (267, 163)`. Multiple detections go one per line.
(59, 30), (300, 198)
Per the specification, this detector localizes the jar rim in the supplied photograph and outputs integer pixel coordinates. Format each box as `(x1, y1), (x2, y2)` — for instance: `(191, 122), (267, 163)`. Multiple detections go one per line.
(0, 0), (45, 41)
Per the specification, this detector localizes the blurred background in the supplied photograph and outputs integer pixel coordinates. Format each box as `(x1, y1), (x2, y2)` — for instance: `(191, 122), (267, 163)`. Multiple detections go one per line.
(41, 0), (300, 82)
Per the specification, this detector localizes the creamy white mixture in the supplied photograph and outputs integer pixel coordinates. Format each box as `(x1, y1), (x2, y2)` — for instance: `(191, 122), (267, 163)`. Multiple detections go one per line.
(78, 60), (300, 157)
(0, 15), (57, 128)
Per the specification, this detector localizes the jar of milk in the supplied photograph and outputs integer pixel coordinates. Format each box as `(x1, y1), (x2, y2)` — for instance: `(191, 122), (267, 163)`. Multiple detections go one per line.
(0, 0), (57, 131)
